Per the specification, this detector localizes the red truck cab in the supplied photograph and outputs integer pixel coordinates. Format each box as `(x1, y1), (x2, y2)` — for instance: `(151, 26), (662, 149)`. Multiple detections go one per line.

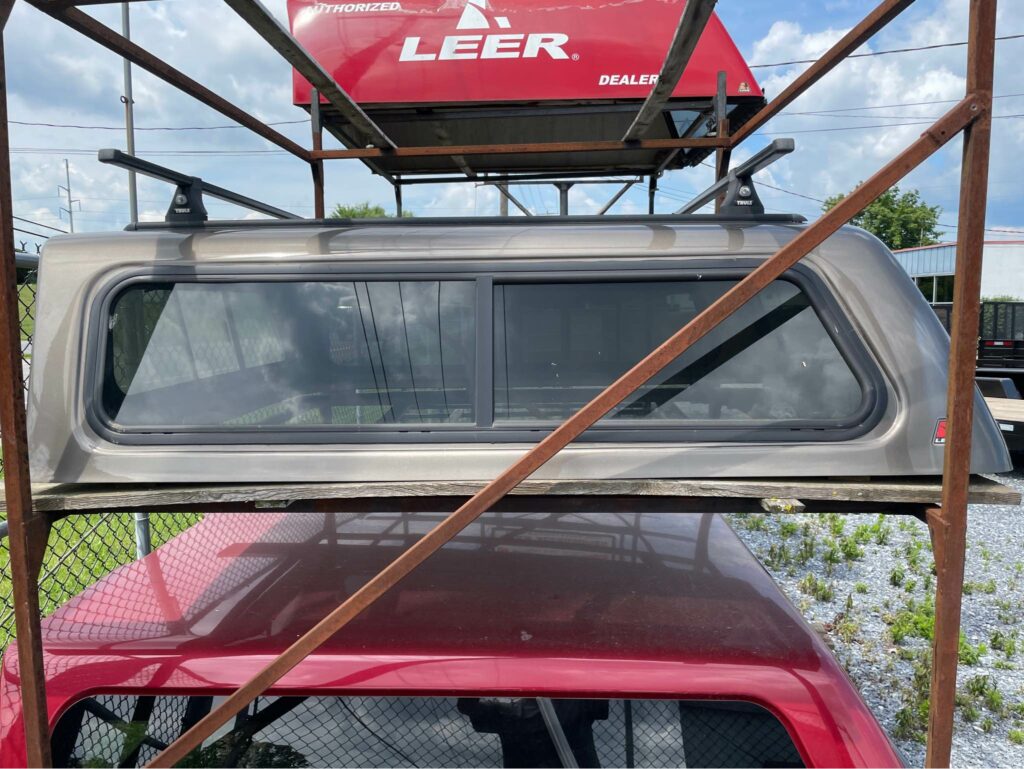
(0, 511), (901, 767)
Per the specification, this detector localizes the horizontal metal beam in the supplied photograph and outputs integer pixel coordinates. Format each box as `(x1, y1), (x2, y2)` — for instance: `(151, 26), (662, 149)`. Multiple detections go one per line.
(730, 0), (915, 146)
(312, 136), (726, 161)
(147, 94), (983, 769)
(623, 0), (718, 141)
(222, 0), (395, 150)
(25, 1), (311, 161)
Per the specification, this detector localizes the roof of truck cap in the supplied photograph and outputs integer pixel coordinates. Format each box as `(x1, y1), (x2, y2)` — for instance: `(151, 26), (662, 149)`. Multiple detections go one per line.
(44, 215), (883, 266)
(40, 512), (822, 663)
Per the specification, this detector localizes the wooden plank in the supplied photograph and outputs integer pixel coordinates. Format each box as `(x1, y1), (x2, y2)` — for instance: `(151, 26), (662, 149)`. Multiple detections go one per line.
(760, 498), (806, 513)
(985, 396), (1024, 422)
(9, 476), (1018, 514)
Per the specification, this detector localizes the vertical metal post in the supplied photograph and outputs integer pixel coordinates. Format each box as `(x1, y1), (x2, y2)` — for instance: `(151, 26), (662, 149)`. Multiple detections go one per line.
(926, 2), (995, 767)
(713, 70), (732, 212)
(556, 182), (572, 216)
(59, 159), (76, 233)
(623, 700), (635, 768)
(499, 184), (509, 216)
(310, 88), (325, 219)
(0, 1), (52, 763)
(394, 180), (403, 218)
(133, 513), (151, 558)
(120, 2), (138, 224)
(647, 176), (657, 214)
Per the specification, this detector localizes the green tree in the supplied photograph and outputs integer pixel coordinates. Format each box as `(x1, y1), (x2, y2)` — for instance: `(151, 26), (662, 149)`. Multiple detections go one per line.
(329, 201), (412, 218)
(823, 185), (942, 250)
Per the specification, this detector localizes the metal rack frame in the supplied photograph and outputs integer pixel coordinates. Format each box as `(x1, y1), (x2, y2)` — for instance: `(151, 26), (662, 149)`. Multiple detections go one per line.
(0, 0), (997, 766)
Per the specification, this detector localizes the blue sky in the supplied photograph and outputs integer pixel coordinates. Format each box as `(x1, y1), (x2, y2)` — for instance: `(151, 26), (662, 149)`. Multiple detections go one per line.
(5, 0), (1022, 248)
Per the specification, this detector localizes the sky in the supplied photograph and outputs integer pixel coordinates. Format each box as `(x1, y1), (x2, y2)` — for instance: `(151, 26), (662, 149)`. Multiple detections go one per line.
(5, 0), (1023, 251)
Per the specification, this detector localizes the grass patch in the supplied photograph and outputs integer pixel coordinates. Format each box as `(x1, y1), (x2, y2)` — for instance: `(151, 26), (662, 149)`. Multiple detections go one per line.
(18, 283), (34, 341)
(798, 574), (834, 602)
(963, 579), (997, 596)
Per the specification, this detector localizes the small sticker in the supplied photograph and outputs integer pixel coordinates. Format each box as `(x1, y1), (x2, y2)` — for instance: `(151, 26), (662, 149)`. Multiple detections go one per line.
(999, 422), (1014, 433)
(933, 418), (947, 445)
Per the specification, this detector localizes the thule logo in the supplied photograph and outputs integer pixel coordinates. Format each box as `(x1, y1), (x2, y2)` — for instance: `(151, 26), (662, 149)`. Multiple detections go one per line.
(399, 0), (570, 62)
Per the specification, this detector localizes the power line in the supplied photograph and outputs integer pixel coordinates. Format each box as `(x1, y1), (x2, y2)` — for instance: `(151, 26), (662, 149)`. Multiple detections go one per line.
(13, 215), (65, 233)
(749, 32), (1024, 68)
(691, 160), (1024, 236)
(9, 147), (290, 157)
(760, 113), (1024, 136)
(9, 95), (1024, 136)
(780, 93), (1024, 117)
(14, 227), (51, 240)
(8, 118), (307, 131)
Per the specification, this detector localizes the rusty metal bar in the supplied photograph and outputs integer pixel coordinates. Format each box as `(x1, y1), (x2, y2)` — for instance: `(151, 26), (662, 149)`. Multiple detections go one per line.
(222, 0), (395, 150)
(312, 136), (726, 161)
(24, 1), (311, 161)
(926, 1), (996, 766)
(730, 0), (915, 147)
(622, 0), (717, 141)
(147, 95), (982, 769)
(0, 1), (52, 764)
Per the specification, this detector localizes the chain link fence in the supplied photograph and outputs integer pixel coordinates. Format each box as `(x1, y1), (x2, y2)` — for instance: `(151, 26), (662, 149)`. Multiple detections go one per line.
(0, 259), (204, 655)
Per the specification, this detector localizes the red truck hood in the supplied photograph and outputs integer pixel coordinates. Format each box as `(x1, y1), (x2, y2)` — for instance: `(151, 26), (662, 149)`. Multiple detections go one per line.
(0, 512), (899, 767)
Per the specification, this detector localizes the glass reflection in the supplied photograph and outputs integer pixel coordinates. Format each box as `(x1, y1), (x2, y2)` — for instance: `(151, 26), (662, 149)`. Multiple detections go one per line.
(105, 281), (476, 427)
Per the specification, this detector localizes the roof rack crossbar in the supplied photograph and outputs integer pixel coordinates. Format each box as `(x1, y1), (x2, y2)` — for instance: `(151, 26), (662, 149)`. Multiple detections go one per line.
(98, 149), (301, 223)
(675, 138), (795, 216)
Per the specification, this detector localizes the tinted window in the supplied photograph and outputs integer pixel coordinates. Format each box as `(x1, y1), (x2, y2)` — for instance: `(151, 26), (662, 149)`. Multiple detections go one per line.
(105, 281), (476, 427)
(53, 695), (803, 769)
(934, 275), (955, 303)
(494, 280), (863, 423)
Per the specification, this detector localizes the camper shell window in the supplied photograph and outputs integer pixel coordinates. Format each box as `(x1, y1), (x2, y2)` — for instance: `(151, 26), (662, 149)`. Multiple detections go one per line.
(104, 280), (476, 429)
(90, 264), (885, 444)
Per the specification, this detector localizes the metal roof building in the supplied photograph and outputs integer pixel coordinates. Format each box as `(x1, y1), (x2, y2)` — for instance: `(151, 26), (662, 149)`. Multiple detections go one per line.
(893, 241), (1024, 303)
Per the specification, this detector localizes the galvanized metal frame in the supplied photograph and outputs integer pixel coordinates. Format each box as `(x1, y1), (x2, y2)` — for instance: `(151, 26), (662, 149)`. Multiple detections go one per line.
(0, 1), (997, 768)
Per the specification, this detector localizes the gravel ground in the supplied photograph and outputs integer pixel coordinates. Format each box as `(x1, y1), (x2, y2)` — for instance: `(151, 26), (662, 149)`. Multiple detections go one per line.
(730, 467), (1024, 768)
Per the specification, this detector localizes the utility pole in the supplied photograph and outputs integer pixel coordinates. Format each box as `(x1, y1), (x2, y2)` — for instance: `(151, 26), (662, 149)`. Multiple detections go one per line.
(121, 2), (138, 224)
(58, 159), (78, 233)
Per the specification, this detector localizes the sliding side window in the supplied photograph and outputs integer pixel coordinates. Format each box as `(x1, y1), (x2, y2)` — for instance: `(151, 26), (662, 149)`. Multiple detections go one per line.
(103, 280), (476, 429)
(493, 279), (866, 425)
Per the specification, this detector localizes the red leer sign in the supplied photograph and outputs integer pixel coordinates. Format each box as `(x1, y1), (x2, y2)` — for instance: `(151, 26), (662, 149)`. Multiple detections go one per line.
(288, 0), (762, 106)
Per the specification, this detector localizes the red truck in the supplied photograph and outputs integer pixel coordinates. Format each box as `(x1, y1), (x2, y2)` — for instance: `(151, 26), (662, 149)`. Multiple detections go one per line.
(0, 511), (902, 767)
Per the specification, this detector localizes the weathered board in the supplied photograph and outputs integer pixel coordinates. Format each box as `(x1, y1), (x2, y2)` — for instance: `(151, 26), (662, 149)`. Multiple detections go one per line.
(985, 396), (1024, 423)
(3, 476), (1018, 514)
